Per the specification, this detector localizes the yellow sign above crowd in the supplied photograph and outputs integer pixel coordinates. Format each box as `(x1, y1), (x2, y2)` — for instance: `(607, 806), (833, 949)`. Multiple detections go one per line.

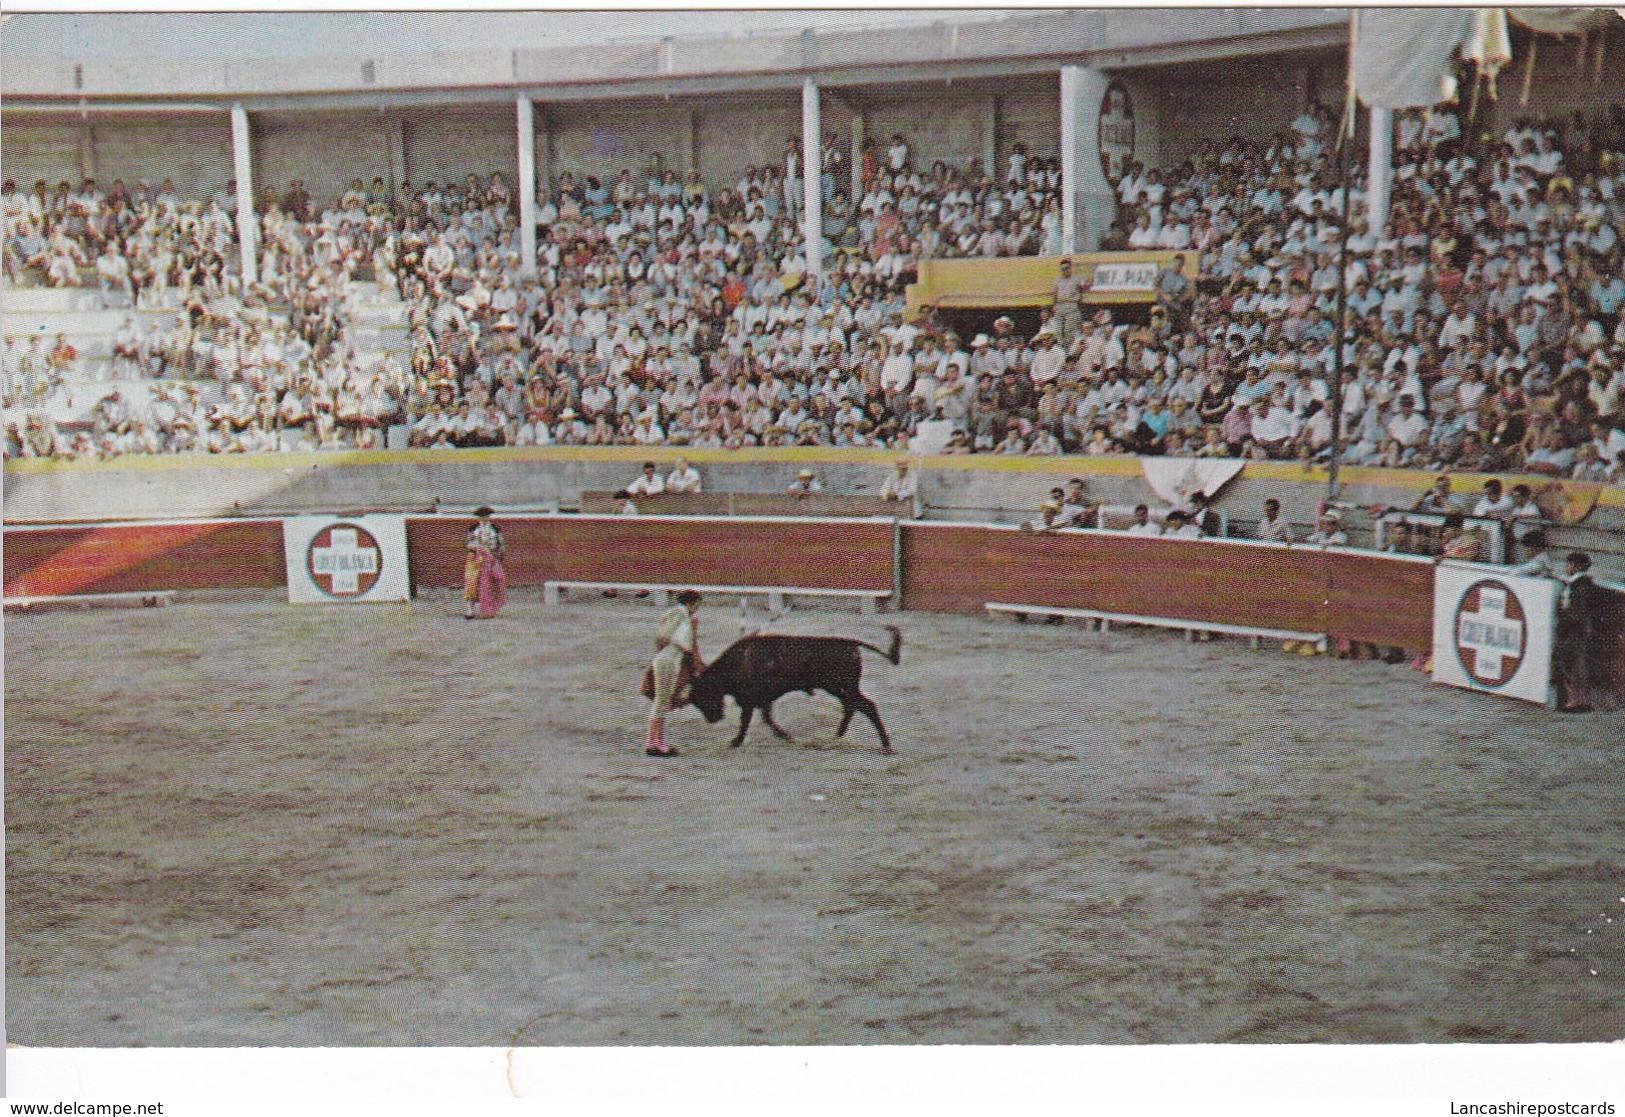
(905, 250), (1196, 317)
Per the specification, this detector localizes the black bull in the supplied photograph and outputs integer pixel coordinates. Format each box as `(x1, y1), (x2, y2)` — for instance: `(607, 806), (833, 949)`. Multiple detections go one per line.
(685, 627), (902, 753)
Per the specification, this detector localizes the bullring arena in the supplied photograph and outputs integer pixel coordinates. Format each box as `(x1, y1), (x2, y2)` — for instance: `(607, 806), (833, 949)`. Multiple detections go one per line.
(6, 458), (1625, 1047)
(3, 586), (1622, 1046)
(5, 8), (1625, 1058)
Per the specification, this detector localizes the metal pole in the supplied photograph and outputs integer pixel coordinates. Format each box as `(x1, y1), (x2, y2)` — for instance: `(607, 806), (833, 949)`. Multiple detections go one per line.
(1327, 99), (1352, 503)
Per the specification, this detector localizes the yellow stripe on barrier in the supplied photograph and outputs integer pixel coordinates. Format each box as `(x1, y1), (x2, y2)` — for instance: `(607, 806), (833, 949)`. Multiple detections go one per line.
(4, 447), (1621, 511)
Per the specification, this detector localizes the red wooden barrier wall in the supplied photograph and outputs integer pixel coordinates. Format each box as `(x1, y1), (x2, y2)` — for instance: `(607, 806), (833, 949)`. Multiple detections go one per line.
(405, 517), (559, 590)
(3, 520), (285, 597)
(404, 515), (894, 592)
(899, 524), (1428, 641)
(5, 516), (1619, 695)
(1323, 551), (1437, 651)
(544, 516), (893, 590)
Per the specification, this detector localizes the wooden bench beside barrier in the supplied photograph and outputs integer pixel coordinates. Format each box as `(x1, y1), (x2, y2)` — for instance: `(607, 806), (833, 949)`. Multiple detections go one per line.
(984, 601), (1326, 651)
(4, 589), (174, 613)
(544, 581), (889, 614)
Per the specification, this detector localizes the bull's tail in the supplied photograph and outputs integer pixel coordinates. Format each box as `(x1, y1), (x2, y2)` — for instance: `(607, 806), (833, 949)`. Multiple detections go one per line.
(854, 625), (903, 665)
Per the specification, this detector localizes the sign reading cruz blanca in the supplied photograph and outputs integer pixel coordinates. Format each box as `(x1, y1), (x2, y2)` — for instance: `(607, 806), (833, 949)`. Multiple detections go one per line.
(1098, 82), (1135, 182)
(1432, 567), (1558, 705)
(283, 515), (411, 604)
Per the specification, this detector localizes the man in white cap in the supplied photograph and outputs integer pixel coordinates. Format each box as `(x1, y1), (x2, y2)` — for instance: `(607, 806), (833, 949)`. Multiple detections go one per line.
(1051, 258), (1087, 348)
(786, 467), (823, 495)
(879, 456), (919, 517)
(1305, 508), (1348, 546)
(1029, 329), (1066, 387)
(969, 333), (1003, 381)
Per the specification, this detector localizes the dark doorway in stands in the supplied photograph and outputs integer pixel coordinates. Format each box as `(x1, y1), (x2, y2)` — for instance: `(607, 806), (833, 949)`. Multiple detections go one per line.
(936, 302), (1155, 343)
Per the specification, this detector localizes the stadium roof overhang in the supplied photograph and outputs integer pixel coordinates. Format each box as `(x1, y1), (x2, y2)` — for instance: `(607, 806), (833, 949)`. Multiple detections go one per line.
(3, 10), (1349, 116)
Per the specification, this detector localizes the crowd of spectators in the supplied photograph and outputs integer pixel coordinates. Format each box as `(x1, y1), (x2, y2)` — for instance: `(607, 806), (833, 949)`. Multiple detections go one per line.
(4, 100), (1624, 485)
(1087, 102), (1625, 483)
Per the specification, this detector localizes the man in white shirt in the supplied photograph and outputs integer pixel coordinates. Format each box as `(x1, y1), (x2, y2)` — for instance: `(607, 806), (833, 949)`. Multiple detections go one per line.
(1162, 510), (1202, 539)
(1053, 477), (1095, 529)
(666, 457), (702, 494)
(1470, 479), (1515, 519)
(1125, 504), (1162, 536)
(879, 457), (918, 504)
(1257, 498), (1293, 543)
(879, 338), (915, 396)
(626, 461), (666, 497)
(786, 468), (824, 494)
(1386, 395), (1429, 450)
(1029, 330), (1066, 387)
(1304, 510), (1348, 546)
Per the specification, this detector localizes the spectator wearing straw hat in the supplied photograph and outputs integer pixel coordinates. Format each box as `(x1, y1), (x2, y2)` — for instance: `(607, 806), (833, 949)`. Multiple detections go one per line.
(786, 467), (823, 495)
(1304, 508), (1348, 546)
(879, 456), (919, 511)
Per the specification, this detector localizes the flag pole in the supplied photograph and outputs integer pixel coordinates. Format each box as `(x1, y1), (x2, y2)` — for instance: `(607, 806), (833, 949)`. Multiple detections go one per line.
(1328, 11), (1356, 505)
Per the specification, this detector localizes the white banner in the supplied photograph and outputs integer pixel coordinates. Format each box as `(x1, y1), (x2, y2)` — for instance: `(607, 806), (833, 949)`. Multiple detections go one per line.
(282, 515), (411, 604)
(1431, 565), (1557, 705)
(1140, 456), (1245, 506)
(1351, 8), (1474, 109)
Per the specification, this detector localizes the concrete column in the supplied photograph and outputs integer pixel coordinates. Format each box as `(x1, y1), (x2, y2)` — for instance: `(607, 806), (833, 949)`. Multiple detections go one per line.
(1059, 65), (1117, 254)
(78, 120), (97, 181)
(985, 96), (1000, 184)
(388, 117), (407, 195)
(802, 80), (823, 292)
(850, 111), (865, 201)
(1366, 105), (1393, 236)
(230, 102), (258, 288)
(688, 110), (701, 176)
(517, 96), (538, 274)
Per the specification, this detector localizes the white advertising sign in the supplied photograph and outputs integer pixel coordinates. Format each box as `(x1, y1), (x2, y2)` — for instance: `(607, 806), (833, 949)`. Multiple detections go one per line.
(1431, 565), (1557, 705)
(283, 515), (411, 604)
(1097, 82), (1136, 181)
(1089, 262), (1159, 292)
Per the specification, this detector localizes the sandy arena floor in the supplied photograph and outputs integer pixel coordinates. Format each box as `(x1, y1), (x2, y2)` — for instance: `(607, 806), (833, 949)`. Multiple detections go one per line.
(6, 590), (1623, 1046)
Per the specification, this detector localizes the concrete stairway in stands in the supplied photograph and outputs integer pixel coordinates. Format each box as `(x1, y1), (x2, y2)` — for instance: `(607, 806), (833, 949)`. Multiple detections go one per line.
(3, 279), (413, 379)
(3, 286), (176, 380)
(343, 280), (411, 365)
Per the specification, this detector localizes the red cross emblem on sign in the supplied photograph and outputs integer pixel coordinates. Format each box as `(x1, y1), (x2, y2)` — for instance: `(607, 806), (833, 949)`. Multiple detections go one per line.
(1453, 579), (1527, 688)
(305, 522), (382, 599)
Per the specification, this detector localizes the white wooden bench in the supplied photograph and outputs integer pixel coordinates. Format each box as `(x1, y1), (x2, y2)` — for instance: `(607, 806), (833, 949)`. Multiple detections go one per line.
(985, 602), (1326, 651)
(5, 590), (175, 613)
(545, 580), (889, 615)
